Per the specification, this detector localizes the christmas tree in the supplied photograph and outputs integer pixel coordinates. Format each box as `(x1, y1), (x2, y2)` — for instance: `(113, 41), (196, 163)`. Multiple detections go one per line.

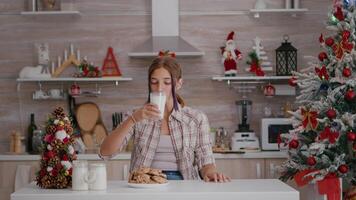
(36, 107), (77, 189)
(279, 0), (356, 191)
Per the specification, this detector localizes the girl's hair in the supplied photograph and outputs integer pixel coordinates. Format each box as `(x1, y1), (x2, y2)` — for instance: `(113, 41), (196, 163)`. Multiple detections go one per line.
(148, 56), (185, 110)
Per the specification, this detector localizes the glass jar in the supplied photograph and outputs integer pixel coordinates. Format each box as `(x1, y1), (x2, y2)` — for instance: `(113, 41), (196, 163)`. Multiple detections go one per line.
(32, 130), (44, 154)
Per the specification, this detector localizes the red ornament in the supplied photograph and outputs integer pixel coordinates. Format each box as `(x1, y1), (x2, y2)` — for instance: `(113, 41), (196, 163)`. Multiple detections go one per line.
(326, 108), (337, 119)
(338, 164), (348, 174)
(307, 156), (317, 166)
(319, 34), (324, 43)
(263, 83), (275, 97)
(51, 168), (58, 176)
(347, 131), (356, 141)
(47, 150), (55, 158)
(288, 77), (297, 87)
(318, 52), (328, 62)
(315, 65), (329, 80)
(334, 7), (344, 21)
(70, 83), (80, 95)
(345, 89), (356, 101)
(325, 37), (334, 46)
(342, 30), (351, 39)
(62, 154), (69, 161)
(343, 67), (352, 77)
(289, 140), (299, 149)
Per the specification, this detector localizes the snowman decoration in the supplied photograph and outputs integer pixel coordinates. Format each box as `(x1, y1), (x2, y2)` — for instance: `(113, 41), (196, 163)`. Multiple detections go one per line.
(221, 31), (242, 76)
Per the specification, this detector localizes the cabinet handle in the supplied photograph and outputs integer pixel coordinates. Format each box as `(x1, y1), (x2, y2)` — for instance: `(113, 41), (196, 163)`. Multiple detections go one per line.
(270, 163), (275, 178)
(256, 163), (261, 179)
(123, 164), (128, 180)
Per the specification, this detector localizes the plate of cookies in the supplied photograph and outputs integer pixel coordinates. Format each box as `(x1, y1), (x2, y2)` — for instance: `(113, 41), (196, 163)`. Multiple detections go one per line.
(128, 167), (169, 188)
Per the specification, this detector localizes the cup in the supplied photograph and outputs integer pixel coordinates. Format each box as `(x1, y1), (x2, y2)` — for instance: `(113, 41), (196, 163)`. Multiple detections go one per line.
(72, 160), (89, 191)
(85, 163), (107, 190)
(49, 89), (61, 98)
(150, 91), (166, 119)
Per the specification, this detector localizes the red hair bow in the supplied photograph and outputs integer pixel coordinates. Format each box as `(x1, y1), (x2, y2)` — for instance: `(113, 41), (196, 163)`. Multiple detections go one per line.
(158, 50), (176, 58)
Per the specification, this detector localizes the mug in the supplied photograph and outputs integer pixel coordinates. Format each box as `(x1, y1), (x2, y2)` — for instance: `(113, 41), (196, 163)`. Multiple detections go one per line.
(72, 160), (89, 191)
(85, 163), (107, 190)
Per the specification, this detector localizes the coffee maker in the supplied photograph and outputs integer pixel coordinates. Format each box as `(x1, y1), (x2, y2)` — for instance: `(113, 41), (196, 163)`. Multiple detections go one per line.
(231, 98), (260, 152)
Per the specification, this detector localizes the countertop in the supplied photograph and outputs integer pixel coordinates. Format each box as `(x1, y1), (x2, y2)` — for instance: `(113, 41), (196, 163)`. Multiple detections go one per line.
(0, 151), (288, 161)
(11, 180), (299, 200)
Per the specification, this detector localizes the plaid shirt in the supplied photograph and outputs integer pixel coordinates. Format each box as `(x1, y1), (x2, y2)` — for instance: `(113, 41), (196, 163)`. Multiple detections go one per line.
(121, 105), (215, 180)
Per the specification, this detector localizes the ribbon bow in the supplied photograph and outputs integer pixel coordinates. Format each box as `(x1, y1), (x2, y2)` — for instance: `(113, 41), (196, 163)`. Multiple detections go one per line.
(315, 65), (329, 80)
(301, 108), (319, 130)
(158, 50), (176, 58)
(319, 126), (339, 144)
(332, 32), (354, 60)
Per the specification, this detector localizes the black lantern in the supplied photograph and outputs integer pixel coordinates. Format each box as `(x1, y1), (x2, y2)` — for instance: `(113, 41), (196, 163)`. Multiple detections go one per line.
(275, 35), (297, 76)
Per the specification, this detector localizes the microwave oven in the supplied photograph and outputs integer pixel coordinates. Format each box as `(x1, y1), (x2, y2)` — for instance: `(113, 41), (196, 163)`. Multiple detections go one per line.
(261, 118), (293, 150)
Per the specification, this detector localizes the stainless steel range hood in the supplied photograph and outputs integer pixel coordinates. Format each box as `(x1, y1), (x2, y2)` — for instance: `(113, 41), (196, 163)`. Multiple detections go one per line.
(128, 0), (204, 57)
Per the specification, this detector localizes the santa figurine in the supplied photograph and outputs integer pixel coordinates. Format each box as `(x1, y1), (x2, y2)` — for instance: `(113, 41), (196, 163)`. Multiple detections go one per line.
(221, 31), (242, 76)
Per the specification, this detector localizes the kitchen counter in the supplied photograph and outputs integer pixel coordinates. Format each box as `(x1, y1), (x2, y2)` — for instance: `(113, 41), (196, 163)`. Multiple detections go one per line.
(0, 151), (288, 161)
(11, 180), (298, 200)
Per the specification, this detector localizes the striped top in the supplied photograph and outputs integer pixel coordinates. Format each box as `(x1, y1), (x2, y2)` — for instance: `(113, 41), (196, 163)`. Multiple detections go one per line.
(119, 105), (215, 180)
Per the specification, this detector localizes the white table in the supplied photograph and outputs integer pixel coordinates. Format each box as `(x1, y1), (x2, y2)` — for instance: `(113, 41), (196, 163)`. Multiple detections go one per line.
(11, 179), (299, 200)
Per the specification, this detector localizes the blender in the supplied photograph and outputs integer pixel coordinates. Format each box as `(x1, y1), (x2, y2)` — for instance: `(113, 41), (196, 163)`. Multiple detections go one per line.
(231, 97), (260, 152)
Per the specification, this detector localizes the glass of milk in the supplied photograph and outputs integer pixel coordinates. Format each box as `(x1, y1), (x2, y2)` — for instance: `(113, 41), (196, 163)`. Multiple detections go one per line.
(150, 91), (166, 119)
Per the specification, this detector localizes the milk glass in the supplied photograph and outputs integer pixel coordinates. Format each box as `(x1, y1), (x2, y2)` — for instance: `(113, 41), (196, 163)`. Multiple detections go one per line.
(150, 91), (166, 119)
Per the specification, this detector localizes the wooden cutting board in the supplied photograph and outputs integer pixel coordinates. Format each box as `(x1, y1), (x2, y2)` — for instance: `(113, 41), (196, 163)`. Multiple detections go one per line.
(76, 103), (100, 132)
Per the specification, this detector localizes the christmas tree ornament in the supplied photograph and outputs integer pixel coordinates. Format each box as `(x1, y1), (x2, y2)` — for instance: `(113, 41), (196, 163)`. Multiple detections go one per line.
(342, 30), (351, 39)
(315, 65), (329, 80)
(347, 131), (356, 141)
(334, 6), (345, 21)
(301, 108), (319, 130)
(263, 83), (275, 97)
(325, 37), (335, 46)
(319, 83), (329, 91)
(319, 34), (324, 44)
(342, 67), (352, 77)
(220, 31), (242, 77)
(326, 108), (337, 119)
(320, 126), (340, 144)
(318, 52), (328, 61)
(289, 139), (299, 149)
(288, 76), (298, 87)
(101, 47), (122, 77)
(275, 35), (297, 76)
(338, 164), (348, 173)
(36, 107), (76, 189)
(245, 37), (272, 75)
(307, 156), (317, 166)
(345, 89), (356, 101)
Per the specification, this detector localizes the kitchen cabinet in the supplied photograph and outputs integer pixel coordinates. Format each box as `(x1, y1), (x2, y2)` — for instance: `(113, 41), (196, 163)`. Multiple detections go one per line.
(265, 158), (285, 179)
(215, 158), (265, 179)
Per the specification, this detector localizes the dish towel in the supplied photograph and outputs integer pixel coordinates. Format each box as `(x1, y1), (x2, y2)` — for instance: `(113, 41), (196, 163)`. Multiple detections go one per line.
(14, 165), (31, 191)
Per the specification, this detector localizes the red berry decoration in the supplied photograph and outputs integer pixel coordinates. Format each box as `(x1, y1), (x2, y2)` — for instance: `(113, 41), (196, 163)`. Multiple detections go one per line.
(347, 131), (356, 141)
(326, 108), (337, 119)
(325, 37), (334, 46)
(318, 52), (328, 61)
(307, 156), (317, 166)
(343, 67), (352, 77)
(342, 30), (351, 39)
(345, 89), (356, 101)
(338, 164), (348, 174)
(288, 77), (297, 87)
(289, 140), (299, 149)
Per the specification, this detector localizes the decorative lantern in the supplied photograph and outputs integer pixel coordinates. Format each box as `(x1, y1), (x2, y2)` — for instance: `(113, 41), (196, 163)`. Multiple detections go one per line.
(275, 35), (297, 76)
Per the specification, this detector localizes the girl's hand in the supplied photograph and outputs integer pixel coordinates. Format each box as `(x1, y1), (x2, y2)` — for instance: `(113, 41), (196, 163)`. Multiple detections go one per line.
(203, 171), (231, 183)
(132, 103), (161, 122)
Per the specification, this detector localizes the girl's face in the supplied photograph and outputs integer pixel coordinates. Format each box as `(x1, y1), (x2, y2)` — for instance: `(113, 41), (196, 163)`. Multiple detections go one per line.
(150, 67), (182, 99)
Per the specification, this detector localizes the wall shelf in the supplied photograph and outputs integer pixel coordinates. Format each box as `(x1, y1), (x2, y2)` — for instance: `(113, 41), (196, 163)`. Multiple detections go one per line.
(20, 11), (80, 16)
(16, 77), (133, 91)
(212, 75), (292, 85)
(250, 8), (308, 18)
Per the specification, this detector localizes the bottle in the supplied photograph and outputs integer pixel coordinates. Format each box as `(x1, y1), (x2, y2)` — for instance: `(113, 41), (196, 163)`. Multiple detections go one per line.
(27, 113), (37, 154)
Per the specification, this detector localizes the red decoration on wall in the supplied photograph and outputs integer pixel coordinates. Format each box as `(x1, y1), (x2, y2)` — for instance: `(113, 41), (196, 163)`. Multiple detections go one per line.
(101, 47), (122, 76)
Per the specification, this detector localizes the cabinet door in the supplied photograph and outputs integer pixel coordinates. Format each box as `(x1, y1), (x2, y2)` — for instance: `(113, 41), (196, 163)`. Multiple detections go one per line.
(215, 159), (265, 179)
(91, 160), (131, 180)
(264, 158), (286, 179)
